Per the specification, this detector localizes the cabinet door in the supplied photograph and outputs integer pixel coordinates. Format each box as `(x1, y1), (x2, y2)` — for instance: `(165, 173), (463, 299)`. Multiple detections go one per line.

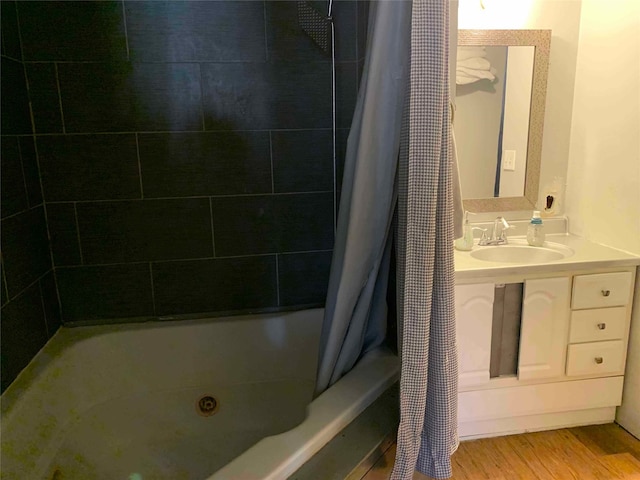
(518, 277), (571, 381)
(456, 283), (495, 387)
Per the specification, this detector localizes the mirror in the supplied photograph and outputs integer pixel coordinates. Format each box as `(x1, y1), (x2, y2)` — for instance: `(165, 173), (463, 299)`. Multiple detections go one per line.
(455, 29), (551, 212)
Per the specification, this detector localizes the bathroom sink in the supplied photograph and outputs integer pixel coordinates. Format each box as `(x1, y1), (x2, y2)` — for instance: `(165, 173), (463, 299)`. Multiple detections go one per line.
(470, 240), (574, 264)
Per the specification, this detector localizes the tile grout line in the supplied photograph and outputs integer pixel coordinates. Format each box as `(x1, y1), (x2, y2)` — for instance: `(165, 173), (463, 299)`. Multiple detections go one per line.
(0, 202), (45, 221)
(21, 59), (345, 66)
(25, 134), (61, 323)
(275, 253), (280, 307)
(4, 269), (51, 305)
(198, 63), (206, 131)
(2, 257), (10, 303)
(135, 133), (144, 198)
(51, 266), (64, 326)
(0, 53), (22, 63)
(16, 137), (31, 208)
(209, 197), (216, 258)
(54, 249), (334, 269)
(22, 127), (343, 136)
(1, 24), (6, 57)
(53, 63), (66, 134)
(73, 202), (85, 265)
(38, 279), (52, 337)
(42, 191), (335, 204)
(355, 0), (359, 63)
(13, 2), (25, 63)
(121, 0), (130, 60)
(269, 130), (275, 194)
(263, 0), (269, 62)
(15, 3), (64, 327)
(149, 262), (157, 316)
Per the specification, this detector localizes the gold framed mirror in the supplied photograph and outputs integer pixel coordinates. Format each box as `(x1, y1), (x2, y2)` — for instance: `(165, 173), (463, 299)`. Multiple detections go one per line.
(455, 29), (551, 212)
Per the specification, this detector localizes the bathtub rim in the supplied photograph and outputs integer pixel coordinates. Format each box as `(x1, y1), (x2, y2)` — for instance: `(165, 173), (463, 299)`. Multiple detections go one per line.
(1, 309), (323, 417)
(208, 345), (400, 480)
(0, 308), (326, 480)
(1, 310), (399, 480)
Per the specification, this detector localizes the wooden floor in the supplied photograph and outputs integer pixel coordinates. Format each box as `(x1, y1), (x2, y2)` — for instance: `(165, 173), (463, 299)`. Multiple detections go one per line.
(359, 424), (640, 480)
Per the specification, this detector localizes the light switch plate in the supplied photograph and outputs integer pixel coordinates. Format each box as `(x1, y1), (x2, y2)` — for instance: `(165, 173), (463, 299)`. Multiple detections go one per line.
(503, 150), (516, 171)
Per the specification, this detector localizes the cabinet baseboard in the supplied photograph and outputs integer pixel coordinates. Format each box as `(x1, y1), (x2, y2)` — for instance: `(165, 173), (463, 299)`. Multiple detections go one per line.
(458, 376), (623, 439)
(459, 376), (623, 422)
(459, 406), (616, 440)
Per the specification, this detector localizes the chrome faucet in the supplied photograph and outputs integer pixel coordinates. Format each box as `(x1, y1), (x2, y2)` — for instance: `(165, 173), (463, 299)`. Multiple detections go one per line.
(478, 217), (513, 246)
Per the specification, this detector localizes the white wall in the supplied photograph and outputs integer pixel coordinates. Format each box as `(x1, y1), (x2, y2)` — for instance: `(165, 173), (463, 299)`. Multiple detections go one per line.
(563, 0), (640, 437)
(455, 47), (507, 198)
(458, 0), (583, 218)
(564, 2), (640, 254)
(499, 46), (535, 197)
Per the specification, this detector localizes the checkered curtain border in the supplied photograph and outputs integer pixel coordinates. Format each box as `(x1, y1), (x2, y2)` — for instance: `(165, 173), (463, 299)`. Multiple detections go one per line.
(392, 0), (459, 478)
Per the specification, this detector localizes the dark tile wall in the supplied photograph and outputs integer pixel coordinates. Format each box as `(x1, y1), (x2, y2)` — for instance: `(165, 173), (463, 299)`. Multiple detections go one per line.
(1, 1), (61, 392)
(16, 0), (369, 325)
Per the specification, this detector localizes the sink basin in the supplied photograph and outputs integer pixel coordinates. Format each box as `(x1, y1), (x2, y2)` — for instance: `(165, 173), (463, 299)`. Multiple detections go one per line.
(470, 240), (574, 264)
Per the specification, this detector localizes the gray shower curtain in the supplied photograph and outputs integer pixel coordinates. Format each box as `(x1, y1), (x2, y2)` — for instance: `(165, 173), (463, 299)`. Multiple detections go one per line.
(316, 0), (459, 478)
(315, 0), (412, 394)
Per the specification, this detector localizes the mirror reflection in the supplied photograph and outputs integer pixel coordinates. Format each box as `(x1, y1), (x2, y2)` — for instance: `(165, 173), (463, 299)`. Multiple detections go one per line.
(456, 45), (535, 199)
(455, 29), (551, 213)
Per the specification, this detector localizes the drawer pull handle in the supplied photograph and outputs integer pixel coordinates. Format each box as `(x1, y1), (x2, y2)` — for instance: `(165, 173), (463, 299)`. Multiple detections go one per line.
(595, 357), (604, 364)
(597, 323), (607, 330)
(602, 290), (611, 297)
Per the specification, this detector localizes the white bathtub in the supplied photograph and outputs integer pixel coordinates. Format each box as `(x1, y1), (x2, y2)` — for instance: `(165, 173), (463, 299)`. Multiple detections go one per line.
(1, 309), (398, 480)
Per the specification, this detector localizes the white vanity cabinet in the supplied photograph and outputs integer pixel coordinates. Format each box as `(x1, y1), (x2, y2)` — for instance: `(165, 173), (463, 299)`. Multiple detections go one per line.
(518, 277), (571, 381)
(566, 271), (634, 377)
(455, 283), (494, 388)
(455, 266), (637, 440)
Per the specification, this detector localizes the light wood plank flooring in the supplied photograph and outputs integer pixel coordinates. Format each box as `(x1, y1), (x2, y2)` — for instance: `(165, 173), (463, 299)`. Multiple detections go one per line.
(359, 424), (640, 480)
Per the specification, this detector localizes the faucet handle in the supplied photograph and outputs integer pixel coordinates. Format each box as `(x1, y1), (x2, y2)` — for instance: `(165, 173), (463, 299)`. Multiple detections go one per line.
(497, 216), (512, 229)
(473, 227), (488, 245)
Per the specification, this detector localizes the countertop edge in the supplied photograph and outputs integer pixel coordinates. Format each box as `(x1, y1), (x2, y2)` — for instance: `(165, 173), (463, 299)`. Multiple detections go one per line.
(455, 257), (640, 281)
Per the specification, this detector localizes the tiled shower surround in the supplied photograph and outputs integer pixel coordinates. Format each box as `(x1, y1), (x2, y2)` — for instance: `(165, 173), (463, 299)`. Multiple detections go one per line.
(1, 1), (61, 391)
(0, 0), (368, 390)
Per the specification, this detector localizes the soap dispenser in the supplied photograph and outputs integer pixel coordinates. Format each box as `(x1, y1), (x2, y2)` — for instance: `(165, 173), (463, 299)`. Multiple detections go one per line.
(526, 210), (545, 247)
(454, 211), (475, 251)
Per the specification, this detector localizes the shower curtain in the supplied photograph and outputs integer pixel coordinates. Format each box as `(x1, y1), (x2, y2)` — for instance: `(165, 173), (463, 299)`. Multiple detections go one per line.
(315, 0), (412, 394)
(316, 0), (459, 478)
(392, 0), (458, 478)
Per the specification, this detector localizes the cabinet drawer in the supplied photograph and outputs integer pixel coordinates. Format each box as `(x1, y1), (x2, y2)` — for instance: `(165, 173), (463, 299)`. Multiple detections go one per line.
(569, 307), (627, 343)
(566, 340), (625, 377)
(571, 272), (633, 310)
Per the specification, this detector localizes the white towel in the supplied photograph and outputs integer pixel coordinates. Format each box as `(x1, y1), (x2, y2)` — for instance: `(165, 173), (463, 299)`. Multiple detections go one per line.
(457, 56), (492, 71)
(456, 46), (496, 85)
(457, 46), (487, 61)
(456, 66), (496, 84)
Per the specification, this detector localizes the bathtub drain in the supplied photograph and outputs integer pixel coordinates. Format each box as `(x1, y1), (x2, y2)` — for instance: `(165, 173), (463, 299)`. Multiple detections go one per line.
(197, 395), (219, 417)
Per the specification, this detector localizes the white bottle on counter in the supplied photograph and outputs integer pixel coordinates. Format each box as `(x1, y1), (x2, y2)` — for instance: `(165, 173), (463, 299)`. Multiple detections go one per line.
(526, 210), (545, 247)
(454, 211), (475, 251)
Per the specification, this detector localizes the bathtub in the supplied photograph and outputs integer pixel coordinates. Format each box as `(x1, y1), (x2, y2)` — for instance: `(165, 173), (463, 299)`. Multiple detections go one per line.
(1, 309), (399, 480)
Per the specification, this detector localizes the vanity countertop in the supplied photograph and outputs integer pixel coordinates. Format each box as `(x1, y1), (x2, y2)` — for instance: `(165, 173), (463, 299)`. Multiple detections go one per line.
(454, 234), (640, 281)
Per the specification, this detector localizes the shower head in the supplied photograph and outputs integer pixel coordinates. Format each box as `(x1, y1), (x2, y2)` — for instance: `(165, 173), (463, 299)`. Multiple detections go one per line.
(297, 1), (332, 54)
